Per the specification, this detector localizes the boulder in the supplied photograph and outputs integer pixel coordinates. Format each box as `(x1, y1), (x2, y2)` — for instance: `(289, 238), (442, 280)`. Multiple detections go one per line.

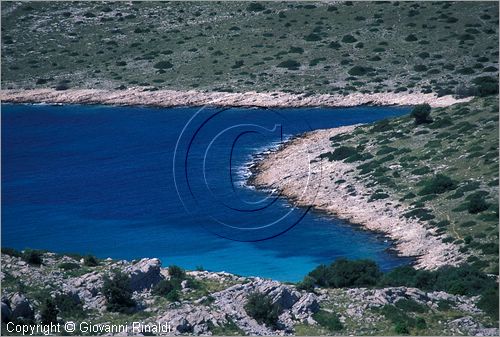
(1, 301), (12, 322)
(64, 272), (105, 311)
(124, 258), (163, 292)
(254, 280), (301, 309)
(292, 293), (319, 319)
(10, 293), (34, 320)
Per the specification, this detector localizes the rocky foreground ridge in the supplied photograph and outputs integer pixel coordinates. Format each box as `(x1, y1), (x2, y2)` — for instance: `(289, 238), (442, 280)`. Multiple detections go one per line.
(1, 251), (498, 336)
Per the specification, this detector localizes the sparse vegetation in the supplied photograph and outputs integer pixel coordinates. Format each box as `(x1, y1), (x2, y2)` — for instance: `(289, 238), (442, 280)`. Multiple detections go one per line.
(102, 271), (136, 313)
(1, 2), (497, 95)
(244, 292), (281, 328)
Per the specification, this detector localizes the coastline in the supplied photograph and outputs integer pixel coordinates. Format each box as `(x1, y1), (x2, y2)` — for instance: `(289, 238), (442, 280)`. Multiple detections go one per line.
(249, 125), (464, 270)
(0, 88), (473, 108)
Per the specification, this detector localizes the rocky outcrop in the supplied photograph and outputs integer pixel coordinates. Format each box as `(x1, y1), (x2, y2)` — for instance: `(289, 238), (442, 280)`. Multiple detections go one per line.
(9, 293), (34, 320)
(124, 258), (164, 292)
(64, 271), (106, 311)
(1, 299), (12, 322)
(209, 278), (319, 335)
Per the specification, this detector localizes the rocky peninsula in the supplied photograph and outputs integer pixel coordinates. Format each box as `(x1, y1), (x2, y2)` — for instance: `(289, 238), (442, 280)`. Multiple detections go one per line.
(0, 89), (472, 109)
(250, 125), (463, 270)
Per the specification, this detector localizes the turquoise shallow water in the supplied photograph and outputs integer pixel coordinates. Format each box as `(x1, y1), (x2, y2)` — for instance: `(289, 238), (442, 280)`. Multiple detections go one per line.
(2, 103), (412, 281)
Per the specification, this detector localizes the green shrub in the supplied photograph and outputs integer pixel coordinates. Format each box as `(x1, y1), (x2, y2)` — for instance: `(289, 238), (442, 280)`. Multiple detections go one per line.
(395, 299), (427, 313)
(319, 146), (358, 161)
(467, 194), (490, 214)
(289, 46), (304, 54)
(341, 34), (357, 43)
(418, 174), (457, 195)
(166, 290), (180, 302)
(246, 2), (265, 12)
(102, 271), (136, 313)
(370, 119), (392, 132)
(328, 41), (341, 49)
(296, 275), (315, 292)
(414, 64), (428, 72)
(379, 305), (415, 333)
(405, 34), (418, 41)
(478, 287), (499, 320)
(368, 192), (389, 202)
(58, 262), (80, 271)
(411, 104), (432, 124)
(394, 321), (410, 334)
(348, 66), (373, 76)
(54, 293), (86, 319)
(472, 76), (498, 96)
(40, 298), (58, 324)
(153, 61), (173, 69)
(308, 258), (382, 288)
(23, 250), (43, 266)
(168, 265), (186, 280)
(304, 33), (321, 41)
(415, 317), (427, 329)
(151, 279), (181, 301)
(83, 255), (99, 267)
(313, 310), (343, 331)
(1, 247), (22, 258)
(277, 59), (301, 70)
(380, 264), (496, 296)
(244, 292), (280, 328)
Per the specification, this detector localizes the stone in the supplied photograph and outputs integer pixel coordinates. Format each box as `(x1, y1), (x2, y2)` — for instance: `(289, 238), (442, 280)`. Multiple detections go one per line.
(291, 293), (319, 319)
(124, 258), (163, 292)
(10, 293), (34, 320)
(1, 301), (12, 322)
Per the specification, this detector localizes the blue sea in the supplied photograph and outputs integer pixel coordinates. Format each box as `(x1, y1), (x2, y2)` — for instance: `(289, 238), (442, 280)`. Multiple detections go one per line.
(2, 103), (412, 281)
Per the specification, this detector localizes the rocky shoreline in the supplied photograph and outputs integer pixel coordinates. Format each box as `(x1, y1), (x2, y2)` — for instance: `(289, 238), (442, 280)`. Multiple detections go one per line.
(0, 88), (473, 109)
(249, 125), (464, 270)
(1, 251), (497, 336)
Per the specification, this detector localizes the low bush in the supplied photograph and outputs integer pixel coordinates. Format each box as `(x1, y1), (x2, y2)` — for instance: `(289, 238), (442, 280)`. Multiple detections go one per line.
(152, 279), (176, 297)
(313, 310), (343, 331)
(467, 194), (490, 214)
(58, 262), (80, 270)
(102, 271), (136, 313)
(418, 174), (457, 195)
(277, 59), (301, 70)
(244, 292), (280, 328)
(296, 275), (315, 292)
(477, 286), (499, 320)
(83, 255), (99, 267)
(348, 65), (373, 76)
(168, 265), (186, 279)
(395, 299), (427, 313)
(23, 249), (43, 266)
(319, 146), (358, 161)
(246, 2), (265, 12)
(342, 34), (357, 43)
(153, 61), (173, 69)
(307, 258), (382, 288)
(1, 247), (22, 258)
(411, 104), (432, 124)
(40, 298), (59, 324)
(54, 293), (86, 319)
(472, 76), (498, 96)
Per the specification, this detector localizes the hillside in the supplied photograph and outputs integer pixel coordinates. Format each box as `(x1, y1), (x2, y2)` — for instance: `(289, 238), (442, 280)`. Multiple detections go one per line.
(253, 96), (498, 273)
(321, 96), (499, 273)
(1, 1), (498, 96)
